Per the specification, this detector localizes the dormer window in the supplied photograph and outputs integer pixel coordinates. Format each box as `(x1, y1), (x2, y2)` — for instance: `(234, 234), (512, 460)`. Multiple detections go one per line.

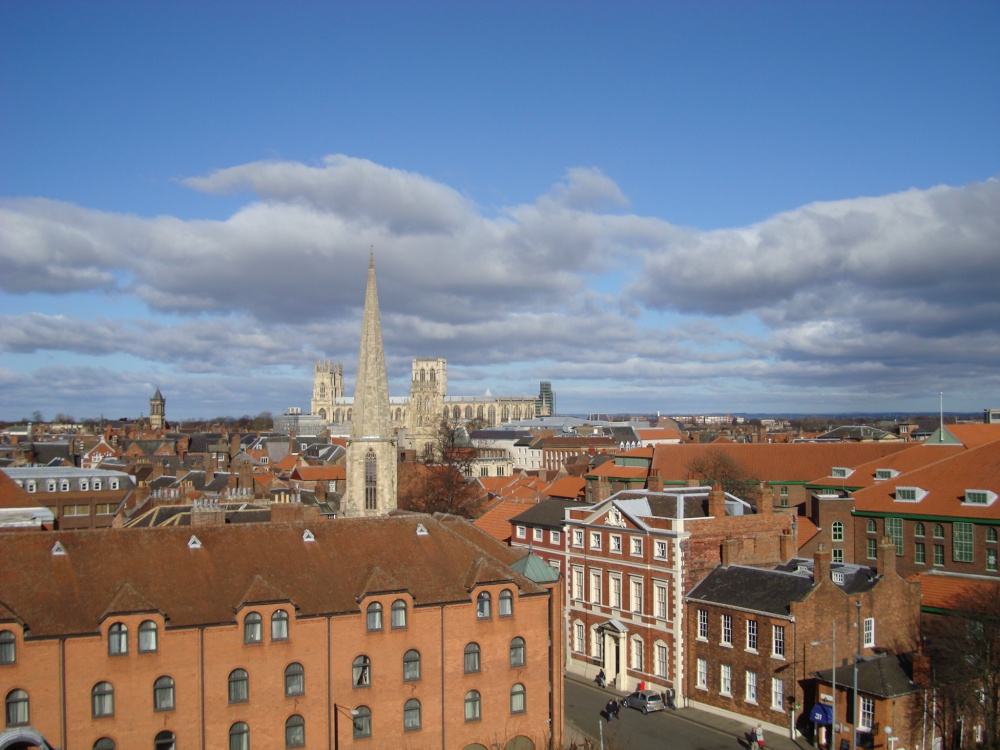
(830, 467), (853, 479)
(832, 571), (845, 584)
(874, 469), (898, 481)
(964, 489), (996, 506)
(895, 486), (926, 502)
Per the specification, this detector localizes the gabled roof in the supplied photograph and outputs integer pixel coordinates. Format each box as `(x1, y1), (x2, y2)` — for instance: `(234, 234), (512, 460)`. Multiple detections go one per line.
(473, 499), (534, 543)
(544, 476), (585, 500)
(810, 442), (964, 491)
(0, 471), (35, 509)
(291, 465), (346, 482)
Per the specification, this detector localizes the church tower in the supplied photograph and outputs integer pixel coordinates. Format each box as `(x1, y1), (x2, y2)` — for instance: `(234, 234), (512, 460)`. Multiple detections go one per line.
(149, 388), (165, 431)
(343, 252), (398, 517)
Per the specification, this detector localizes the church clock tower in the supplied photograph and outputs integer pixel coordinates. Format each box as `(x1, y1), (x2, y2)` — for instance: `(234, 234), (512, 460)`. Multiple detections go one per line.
(343, 252), (398, 517)
(149, 388), (165, 431)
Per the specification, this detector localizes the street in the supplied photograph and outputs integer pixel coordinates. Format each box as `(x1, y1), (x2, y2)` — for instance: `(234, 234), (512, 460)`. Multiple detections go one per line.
(565, 676), (801, 750)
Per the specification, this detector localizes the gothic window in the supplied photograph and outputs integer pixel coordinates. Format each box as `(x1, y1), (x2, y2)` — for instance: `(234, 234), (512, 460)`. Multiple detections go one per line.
(365, 449), (378, 511)
(430, 369), (435, 381)
(420, 369), (426, 381)
(465, 406), (473, 420)
(477, 406), (484, 419)
(453, 406), (461, 420)
(319, 384), (326, 397)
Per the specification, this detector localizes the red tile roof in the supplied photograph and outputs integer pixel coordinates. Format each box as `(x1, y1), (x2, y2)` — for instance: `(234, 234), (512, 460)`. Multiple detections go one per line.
(651, 442), (913, 483)
(810, 443), (965, 490)
(0, 471), (34, 509)
(544, 476), (585, 500)
(919, 572), (1000, 611)
(291, 465), (346, 481)
(474, 499), (535, 543)
(0, 513), (543, 637)
(852, 439), (1000, 520)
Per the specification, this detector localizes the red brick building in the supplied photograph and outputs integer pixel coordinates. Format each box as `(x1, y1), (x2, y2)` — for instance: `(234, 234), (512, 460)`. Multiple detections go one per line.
(0, 513), (563, 750)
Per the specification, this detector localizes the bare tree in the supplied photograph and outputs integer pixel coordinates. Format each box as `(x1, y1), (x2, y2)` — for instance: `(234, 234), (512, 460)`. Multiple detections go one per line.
(685, 448), (761, 506)
(398, 421), (484, 518)
(924, 584), (1000, 750)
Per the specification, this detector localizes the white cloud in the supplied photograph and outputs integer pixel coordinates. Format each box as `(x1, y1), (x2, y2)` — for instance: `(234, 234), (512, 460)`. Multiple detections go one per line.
(1, 159), (998, 417)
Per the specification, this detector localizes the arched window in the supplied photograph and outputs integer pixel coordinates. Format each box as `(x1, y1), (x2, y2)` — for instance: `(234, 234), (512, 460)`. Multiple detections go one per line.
(0, 630), (15, 664)
(353, 655), (371, 687)
(867, 519), (877, 534)
(499, 589), (513, 617)
(403, 649), (420, 681)
(285, 714), (305, 748)
(154, 676), (175, 711)
(353, 706), (372, 738)
(285, 662), (305, 696)
(933, 524), (945, 539)
(91, 681), (114, 718)
(139, 620), (158, 653)
(228, 669), (249, 703)
(510, 637), (525, 667)
(365, 449), (378, 510)
(477, 405), (484, 420)
(989, 528), (999, 544)
(465, 406), (473, 420)
(430, 369), (436, 382)
(476, 591), (491, 619)
(272, 609), (289, 640)
(510, 683), (526, 713)
(244, 611), (262, 643)
(464, 642), (481, 673)
(93, 739), (115, 750)
(154, 731), (176, 750)
(6, 689), (29, 726)
(229, 721), (249, 750)
(404, 698), (421, 730)
(366, 602), (383, 631)
(453, 406), (461, 421)
(915, 522), (925, 537)
(108, 622), (128, 655)
(832, 521), (844, 542)
(464, 690), (481, 721)
(391, 599), (407, 629)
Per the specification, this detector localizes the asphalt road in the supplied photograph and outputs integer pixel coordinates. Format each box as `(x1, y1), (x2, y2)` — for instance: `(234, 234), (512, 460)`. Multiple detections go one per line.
(565, 677), (758, 750)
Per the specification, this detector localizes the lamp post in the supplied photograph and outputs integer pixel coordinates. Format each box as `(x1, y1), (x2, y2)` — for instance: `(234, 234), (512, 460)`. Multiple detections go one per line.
(811, 621), (837, 750)
(853, 600), (862, 750)
(334, 703), (359, 750)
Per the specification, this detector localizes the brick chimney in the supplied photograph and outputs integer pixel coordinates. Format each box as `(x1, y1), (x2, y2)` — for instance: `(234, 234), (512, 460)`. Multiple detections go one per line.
(757, 482), (772, 515)
(708, 484), (727, 518)
(721, 537), (739, 567)
(191, 497), (226, 526)
(647, 471), (664, 492)
(779, 530), (794, 562)
(814, 543), (832, 584)
(594, 477), (612, 503)
(877, 535), (897, 579)
(271, 500), (305, 525)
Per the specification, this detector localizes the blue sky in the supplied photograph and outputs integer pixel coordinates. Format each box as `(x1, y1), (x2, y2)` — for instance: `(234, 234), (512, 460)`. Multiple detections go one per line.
(2, 1), (998, 421)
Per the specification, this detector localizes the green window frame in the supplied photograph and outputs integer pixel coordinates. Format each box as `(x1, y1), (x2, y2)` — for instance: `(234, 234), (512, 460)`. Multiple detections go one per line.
(953, 522), (974, 563)
(886, 517), (904, 556)
(933, 544), (945, 567)
(866, 538), (877, 559)
(914, 542), (925, 565)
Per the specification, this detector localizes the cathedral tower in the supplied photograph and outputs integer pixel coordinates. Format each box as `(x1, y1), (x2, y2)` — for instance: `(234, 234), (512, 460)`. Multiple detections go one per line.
(149, 388), (165, 431)
(343, 252), (398, 517)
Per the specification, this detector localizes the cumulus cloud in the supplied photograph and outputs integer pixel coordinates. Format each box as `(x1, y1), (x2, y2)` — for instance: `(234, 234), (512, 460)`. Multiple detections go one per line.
(1, 157), (998, 417)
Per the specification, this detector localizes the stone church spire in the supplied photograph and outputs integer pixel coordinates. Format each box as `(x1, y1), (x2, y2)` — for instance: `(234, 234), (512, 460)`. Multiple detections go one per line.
(343, 251), (397, 516)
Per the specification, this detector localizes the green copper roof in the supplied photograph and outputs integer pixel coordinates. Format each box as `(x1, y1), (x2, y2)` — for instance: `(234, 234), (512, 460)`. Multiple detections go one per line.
(511, 552), (560, 584)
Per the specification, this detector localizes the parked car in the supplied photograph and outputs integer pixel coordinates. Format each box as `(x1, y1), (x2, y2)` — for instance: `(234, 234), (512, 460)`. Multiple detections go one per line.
(624, 690), (665, 714)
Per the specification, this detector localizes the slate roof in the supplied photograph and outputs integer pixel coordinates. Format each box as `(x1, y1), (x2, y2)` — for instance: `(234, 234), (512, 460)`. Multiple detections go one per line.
(687, 564), (816, 616)
(0, 513), (545, 637)
(773, 558), (880, 594)
(509, 498), (578, 529)
(814, 653), (919, 698)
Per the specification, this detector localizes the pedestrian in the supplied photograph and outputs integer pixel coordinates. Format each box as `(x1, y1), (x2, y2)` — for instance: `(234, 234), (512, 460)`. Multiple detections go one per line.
(756, 725), (765, 749)
(596, 668), (606, 688)
(606, 698), (617, 723)
(665, 687), (676, 710)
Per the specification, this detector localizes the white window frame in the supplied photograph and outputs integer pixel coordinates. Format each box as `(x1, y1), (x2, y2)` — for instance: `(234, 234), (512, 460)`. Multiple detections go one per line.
(610, 574), (622, 609)
(655, 642), (668, 678)
(697, 609), (708, 640)
(572, 568), (584, 600)
(573, 529), (584, 547)
(696, 657), (708, 689)
(630, 537), (643, 556)
(630, 578), (643, 614)
(721, 614), (733, 646)
(610, 534), (622, 554)
(720, 664), (732, 696)
(864, 617), (875, 647)
(516, 525), (526, 539)
(860, 696), (875, 731)
(590, 531), (601, 550)
(654, 583), (667, 620)
(590, 570), (602, 604)
(549, 530), (560, 544)
(745, 670), (758, 703)
(533, 527), (543, 542)
(772, 625), (785, 658)
(746, 619), (758, 652)
(772, 677), (784, 710)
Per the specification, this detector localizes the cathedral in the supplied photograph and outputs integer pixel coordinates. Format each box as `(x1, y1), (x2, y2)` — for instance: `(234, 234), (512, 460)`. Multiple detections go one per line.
(311, 277), (549, 457)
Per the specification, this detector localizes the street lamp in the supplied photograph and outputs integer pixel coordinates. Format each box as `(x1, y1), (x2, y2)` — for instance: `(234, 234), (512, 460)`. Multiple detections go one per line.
(853, 600), (862, 750)
(334, 703), (360, 750)
(811, 621), (837, 750)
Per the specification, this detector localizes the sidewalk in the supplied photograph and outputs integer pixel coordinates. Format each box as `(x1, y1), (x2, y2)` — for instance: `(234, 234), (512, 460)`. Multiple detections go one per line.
(565, 671), (813, 750)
